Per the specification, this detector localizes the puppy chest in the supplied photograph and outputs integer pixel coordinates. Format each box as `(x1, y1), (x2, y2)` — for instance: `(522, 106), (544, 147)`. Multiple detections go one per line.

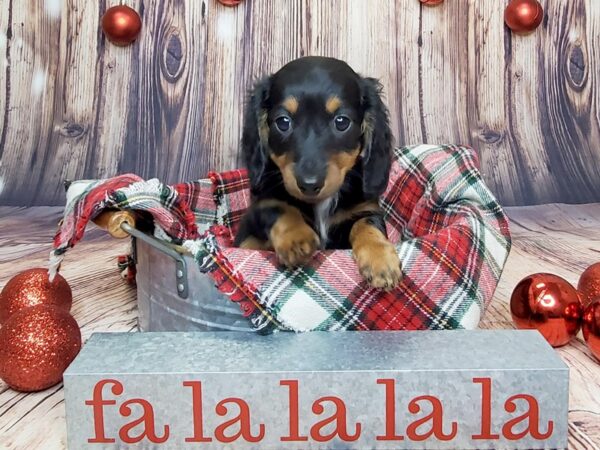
(313, 197), (336, 247)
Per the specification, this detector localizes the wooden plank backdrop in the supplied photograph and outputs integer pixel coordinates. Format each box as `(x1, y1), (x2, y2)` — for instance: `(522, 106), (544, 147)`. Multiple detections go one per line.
(0, 0), (599, 206)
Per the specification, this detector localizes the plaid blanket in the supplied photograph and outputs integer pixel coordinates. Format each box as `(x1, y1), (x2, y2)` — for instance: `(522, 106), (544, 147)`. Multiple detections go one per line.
(51, 144), (511, 333)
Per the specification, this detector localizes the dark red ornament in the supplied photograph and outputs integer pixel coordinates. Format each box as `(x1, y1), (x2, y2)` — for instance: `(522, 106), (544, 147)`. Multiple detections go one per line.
(0, 305), (81, 392)
(510, 273), (583, 347)
(217, 0), (243, 6)
(578, 262), (600, 307)
(102, 5), (142, 46)
(504, 0), (544, 33)
(583, 300), (600, 362)
(0, 267), (72, 324)
(419, 0), (444, 5)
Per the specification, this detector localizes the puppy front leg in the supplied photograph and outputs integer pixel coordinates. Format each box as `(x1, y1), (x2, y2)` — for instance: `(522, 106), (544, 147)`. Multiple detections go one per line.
(235, 200), (319, 267)
(350, 216), (402, 290)
(268, 202), (320, 267)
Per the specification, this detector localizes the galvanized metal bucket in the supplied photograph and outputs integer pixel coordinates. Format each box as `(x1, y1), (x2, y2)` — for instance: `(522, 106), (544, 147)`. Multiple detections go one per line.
(125, 224), (254, 332)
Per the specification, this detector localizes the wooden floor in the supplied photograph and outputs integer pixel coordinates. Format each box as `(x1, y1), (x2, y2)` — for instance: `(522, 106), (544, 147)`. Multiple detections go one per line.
(0, 204), (599, 449)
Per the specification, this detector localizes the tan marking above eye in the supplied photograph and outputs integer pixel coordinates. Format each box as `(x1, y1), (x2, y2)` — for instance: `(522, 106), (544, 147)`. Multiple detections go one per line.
(282, 96), (299, 115)
(325, 96), (342, 114)
(329, 146), (361, 173)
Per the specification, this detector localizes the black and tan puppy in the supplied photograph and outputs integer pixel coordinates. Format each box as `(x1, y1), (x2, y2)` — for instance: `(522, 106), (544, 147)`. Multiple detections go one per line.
(234, 56), (401, 290)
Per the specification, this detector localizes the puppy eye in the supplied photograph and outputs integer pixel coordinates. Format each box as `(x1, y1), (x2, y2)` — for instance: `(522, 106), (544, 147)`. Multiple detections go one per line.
(334, 115), (351, 132)
(275, 116), (291, 132)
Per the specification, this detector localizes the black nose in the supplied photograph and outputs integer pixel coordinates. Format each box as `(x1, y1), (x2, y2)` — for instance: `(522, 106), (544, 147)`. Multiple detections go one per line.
(297, 176), (323, 196)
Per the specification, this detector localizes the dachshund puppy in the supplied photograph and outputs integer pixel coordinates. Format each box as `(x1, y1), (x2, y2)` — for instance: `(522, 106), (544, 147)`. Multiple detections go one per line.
(234, 56), (401, 290)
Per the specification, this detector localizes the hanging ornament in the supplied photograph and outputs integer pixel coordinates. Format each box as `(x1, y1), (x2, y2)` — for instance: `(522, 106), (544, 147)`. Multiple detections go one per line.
(419, 0), (444, 5)
(583, 300), (600, 363)
(504, 0), (544, 33)
(578, 262), (600, 307)
(510, 273), (583, 347)
(0, 267), (72, 324)
(217, 0), (243, 6)
(0, 305), (81, 392)
(101, 5), (142, 46)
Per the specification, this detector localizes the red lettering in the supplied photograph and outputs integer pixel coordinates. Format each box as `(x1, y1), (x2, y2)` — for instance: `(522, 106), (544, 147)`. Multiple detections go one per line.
(280, 380), (309, 442)
(376, 379), (404, 441)
(214, 398), (265, 443)
(85, 379), (123, 443)
(406, 395), (458, 442)
(502, 394), (553, 440)
(310, 396), (361, 442)
(472, 377), (500, 439)
(183, 381), (212, 442)
(118, 398), (169, 444)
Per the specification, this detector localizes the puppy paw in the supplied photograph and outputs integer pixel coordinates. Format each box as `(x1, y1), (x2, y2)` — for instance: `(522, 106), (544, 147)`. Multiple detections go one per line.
(272, 224), (320, 268)
(354, 240), (402, 291)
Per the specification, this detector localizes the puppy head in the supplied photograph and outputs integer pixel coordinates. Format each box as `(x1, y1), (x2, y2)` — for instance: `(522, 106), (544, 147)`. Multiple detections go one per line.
(242, 56), (393, 202)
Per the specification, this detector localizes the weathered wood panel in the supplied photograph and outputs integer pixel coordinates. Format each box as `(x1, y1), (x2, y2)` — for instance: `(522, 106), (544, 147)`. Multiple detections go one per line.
(0, 0), (599, 206)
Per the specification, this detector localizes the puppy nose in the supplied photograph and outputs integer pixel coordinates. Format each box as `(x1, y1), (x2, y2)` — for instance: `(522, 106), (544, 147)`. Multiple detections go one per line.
(297, 176), (323, 196)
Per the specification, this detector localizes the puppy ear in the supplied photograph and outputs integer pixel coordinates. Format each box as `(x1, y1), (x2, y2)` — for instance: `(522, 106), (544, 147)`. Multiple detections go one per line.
(241, 76), (271, 192)
(360, 77), (393, 199)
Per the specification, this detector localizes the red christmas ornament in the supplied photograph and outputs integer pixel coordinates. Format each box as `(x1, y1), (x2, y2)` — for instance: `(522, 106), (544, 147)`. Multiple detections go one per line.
(583, 300), (600, 362)
(0, 305), (81, 392)
(102, 5), (142, 46)
(510, 273), (583, 347)
(217, 0), (243, 6)
(419, 0), (444, 5)
(504, 0), (544, 33)
(0, 268), (72, 324)
(578, 262), (600, 307)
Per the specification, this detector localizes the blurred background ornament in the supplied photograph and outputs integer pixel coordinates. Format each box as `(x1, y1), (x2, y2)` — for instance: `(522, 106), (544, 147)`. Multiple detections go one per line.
(0, 305), (81, 392)
(0, 267), (72, 324)
(504, 0), (544, 33)
(101, 5), (142, 46)
(583, 300), (600, 363)
(578, 262), (600, 307)
(217, 0), (243, 6)
(510, 273), (583, 347)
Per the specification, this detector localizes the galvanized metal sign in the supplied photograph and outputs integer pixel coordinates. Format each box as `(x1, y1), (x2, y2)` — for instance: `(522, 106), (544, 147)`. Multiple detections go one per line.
(64, 330), (568, 449)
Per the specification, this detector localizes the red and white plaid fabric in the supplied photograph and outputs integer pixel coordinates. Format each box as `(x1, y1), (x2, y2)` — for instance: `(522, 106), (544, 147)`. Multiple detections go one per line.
(52, 144), (511, 333)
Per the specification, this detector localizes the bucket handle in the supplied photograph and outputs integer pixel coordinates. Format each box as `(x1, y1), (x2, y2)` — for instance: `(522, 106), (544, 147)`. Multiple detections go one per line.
(93, 210), (189, 299)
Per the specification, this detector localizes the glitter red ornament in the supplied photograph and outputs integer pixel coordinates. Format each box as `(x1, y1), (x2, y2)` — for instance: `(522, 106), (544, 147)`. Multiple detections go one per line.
(0, 267), (72, 324)
(583, 300), (600, 362)
(504, 0), (544, 33)
(419, 0), (444, 5)
(578, 262), (600, 307)
(217, 0), (243, 6)
(0, 305), (81, 392)
(510, 273), (583, 347)
(101, 5), (142, 46)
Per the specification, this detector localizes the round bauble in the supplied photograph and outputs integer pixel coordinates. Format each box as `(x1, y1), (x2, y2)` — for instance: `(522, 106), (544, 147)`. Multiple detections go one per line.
(578, 262), (600, 307)
(0, 305), (81, 392)
(582, 300), (600, 362)
(217, 0), (243, 6)
(102, 5), (142, 46)
(510, 273), (583, 347)
(0, 268), (72, 324)
(504, 0), (544, 33)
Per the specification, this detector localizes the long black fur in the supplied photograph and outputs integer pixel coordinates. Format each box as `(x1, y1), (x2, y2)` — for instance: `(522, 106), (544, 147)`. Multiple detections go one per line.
(235, 57), (393, 250)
